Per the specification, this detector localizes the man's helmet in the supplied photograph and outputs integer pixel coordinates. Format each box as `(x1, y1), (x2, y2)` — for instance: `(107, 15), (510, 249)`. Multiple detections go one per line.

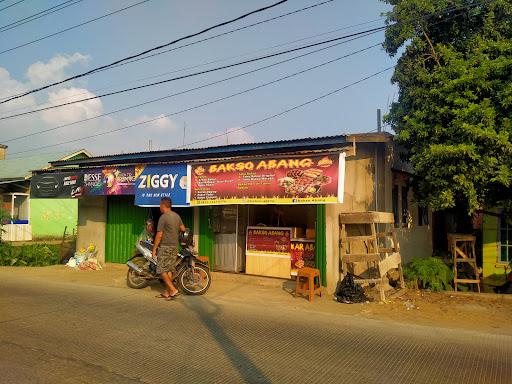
(179, 228), (193, 247)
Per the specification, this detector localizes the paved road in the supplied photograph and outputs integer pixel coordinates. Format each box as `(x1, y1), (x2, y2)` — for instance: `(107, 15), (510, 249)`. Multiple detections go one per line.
(0, 275), (511, 384)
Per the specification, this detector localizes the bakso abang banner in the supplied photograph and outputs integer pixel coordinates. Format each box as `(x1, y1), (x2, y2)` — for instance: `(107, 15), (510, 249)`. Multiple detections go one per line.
(189, 153), (345, 205)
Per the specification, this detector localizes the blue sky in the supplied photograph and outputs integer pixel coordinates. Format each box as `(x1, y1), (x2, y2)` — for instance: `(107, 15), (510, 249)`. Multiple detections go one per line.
(0, 0), (397, 157)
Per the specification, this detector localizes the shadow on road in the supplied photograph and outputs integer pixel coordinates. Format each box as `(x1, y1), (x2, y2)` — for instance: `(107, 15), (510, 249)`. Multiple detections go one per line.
(183, 298), (272, 384)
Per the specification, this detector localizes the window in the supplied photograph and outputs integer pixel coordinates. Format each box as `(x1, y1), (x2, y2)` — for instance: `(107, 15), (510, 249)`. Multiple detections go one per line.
(401, 186), (409, 227)
(418, 206), (429, 226)
(499, 216), (512, 263)
(392, 186), (399, 226)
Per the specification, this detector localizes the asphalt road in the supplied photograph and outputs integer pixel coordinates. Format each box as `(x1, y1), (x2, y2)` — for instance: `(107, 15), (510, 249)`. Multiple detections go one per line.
(0, 274), (511, 384)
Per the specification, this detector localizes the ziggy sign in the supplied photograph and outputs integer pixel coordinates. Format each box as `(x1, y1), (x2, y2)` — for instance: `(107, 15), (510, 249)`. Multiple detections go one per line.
(188, 153), (345, 205)
(135, 164), (188, 207)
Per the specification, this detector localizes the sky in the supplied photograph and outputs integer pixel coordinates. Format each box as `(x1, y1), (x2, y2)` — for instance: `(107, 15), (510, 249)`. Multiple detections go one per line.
(0, 0), (398, 159)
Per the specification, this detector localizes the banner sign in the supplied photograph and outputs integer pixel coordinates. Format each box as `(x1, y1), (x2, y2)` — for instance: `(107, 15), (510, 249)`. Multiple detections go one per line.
(291, 239), (316, 276)
(189, 153), (345, 205)
(135, 164), (188, 207)
(31, 172), (84, 198)
(246, 227), (291, 255)
(82, 166), (136, 195)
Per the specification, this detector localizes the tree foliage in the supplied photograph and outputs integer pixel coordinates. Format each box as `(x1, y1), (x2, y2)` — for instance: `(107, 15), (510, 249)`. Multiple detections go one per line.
(382, 0), (512, 213)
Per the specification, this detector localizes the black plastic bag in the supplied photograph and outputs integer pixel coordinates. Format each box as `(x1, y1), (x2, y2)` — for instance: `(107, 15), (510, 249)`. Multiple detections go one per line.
(335, 273), (368, 304)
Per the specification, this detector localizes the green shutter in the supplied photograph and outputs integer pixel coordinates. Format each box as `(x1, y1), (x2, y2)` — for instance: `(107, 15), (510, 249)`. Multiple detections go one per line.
(315, 205), (327, 286)
(199, 206), (214, 270)
(105, 196), (148, 263)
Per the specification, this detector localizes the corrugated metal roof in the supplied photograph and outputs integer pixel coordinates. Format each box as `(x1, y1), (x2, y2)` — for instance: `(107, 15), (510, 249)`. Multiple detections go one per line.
(51, 134), (355, 168)
(0, 150), (91, 180)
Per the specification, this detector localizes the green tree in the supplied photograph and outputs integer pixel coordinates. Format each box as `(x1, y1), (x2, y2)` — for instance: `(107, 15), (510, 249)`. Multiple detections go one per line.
(382, 0), (512, 214)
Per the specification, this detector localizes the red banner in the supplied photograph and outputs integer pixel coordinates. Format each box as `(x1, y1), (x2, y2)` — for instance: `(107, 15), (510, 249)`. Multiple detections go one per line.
(189, 153), (344, 205)
(246, 227), (291, 255)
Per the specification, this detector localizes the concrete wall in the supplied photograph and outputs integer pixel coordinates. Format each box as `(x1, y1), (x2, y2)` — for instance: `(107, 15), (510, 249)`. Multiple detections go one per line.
(325, 143), (384, 292)
(31, 199), (78, 240)
(77, 196), (107, 263)
(324, 142), (433, 292)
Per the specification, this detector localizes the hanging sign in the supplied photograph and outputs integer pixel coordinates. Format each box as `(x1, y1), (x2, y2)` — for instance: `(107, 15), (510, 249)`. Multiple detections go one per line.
(189, 153), (345, 205)
(82, 166), (136, 195)
(30, 172), (84, 198)
(135, 164), (188, 207)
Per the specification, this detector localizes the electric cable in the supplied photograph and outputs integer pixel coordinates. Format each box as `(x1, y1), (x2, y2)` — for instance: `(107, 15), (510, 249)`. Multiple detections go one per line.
(0, 0), (83, 33)
(8, 60), (392, 156)
(0, 27), (386, 120)
(0, 0), (293, 103)
(3, 36), (381, 143)
(0, 17), (385, 114)
(0, 0), (151, 56)
(0, 0), (25, 13)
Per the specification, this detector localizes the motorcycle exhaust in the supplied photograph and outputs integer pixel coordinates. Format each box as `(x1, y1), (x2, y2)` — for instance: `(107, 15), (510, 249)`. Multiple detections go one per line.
(127, 261), (143, 273)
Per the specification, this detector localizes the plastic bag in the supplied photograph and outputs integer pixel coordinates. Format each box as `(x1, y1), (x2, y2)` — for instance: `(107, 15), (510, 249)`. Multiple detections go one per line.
(334, 273), (369, 304)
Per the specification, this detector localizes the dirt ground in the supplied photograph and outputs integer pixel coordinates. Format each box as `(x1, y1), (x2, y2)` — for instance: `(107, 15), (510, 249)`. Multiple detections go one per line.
(2, 264), (511, 335)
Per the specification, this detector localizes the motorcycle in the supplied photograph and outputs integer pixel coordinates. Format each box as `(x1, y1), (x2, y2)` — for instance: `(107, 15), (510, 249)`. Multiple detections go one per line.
(126, 236), (211, 295)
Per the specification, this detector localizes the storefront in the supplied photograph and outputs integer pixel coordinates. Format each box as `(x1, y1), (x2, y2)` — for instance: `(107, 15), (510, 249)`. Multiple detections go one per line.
(190, 152), (344, 285)
(35, 133), (431, 292)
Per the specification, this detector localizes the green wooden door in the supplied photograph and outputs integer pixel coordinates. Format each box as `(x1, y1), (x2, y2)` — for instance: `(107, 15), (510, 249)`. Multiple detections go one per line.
(105, 196), (148, 263)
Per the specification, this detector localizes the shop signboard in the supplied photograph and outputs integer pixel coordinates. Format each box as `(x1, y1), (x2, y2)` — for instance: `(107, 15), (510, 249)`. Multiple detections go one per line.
(246, 227), (291, 255)
(290, 239), (316, 276)
(134, 164), (188, 207)
(189, 153), (345, 205)
(82, 166), (136, 195)
(245, 226), (292, 279)
(30, 172), (84, 198)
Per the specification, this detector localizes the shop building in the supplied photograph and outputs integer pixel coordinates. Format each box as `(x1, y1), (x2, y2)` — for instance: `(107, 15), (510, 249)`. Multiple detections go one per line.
(0, 146), (91, 241)
(35, 133), (433, 293)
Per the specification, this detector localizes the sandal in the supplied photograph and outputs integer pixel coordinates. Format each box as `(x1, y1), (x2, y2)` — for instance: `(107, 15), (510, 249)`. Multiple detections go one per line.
(156, 293), (170, 299)
(165, 292), (181, 301)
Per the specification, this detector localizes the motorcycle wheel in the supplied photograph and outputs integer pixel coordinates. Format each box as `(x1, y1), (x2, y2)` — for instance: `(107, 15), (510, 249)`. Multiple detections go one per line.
(126, 256), (150, 289)
(177, 264), (211, 295)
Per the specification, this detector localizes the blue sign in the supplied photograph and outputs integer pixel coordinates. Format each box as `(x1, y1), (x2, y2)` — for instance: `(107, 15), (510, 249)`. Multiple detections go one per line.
(135, 164), (188, 207)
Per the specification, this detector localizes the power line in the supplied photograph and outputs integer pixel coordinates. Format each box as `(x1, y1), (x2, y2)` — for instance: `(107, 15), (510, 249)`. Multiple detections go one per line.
(0, 0), (292, 103)
(0, 0), (83, 33)
(0, 27), (386, 120)
(8, 53), (390, 156)
(95, 0), (337, 73)
(0, 0), (151, 56)
(3, 35), (381, 143)
(0, 17), (385, 114)
(0, 0), (25, 13)
(177, 67), (394, 149)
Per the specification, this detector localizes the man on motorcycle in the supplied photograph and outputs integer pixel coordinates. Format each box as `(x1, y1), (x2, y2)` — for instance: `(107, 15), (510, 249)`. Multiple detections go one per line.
(152, 197), (186, 299)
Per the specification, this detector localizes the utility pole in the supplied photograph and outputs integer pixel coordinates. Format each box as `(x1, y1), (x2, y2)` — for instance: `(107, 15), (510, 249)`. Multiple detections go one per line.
(148, 139), (152, 151)
(377, 109), (382, 132)
(226, 127), (229, 145)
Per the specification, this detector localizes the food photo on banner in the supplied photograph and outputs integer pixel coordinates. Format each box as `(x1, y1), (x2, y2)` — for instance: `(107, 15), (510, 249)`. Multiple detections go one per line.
(82, 167), (136, 195)
(135, 164), (188, 207)
(30, 172), (84, 198)
(188, 153), (345, 205)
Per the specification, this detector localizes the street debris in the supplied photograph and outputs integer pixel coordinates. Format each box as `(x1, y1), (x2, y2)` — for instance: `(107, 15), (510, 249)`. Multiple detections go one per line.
(404, 300), (417, 311)
(66, 244), (102, 271)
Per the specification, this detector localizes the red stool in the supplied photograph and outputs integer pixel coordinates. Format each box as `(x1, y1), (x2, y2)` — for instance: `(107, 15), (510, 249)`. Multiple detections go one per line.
(295, 267), (322, 302)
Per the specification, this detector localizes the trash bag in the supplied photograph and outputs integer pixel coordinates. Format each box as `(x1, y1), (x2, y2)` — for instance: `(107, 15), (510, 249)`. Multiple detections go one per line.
(334, 273), (368, 304)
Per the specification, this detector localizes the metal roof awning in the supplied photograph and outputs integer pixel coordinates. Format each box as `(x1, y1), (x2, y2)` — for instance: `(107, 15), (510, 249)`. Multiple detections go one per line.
(50, 135), (354, 168)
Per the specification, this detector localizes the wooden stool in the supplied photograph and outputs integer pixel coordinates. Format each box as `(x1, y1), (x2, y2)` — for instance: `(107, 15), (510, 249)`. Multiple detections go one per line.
(295, 267), (322, 302)
(197, 256), (210, 269)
